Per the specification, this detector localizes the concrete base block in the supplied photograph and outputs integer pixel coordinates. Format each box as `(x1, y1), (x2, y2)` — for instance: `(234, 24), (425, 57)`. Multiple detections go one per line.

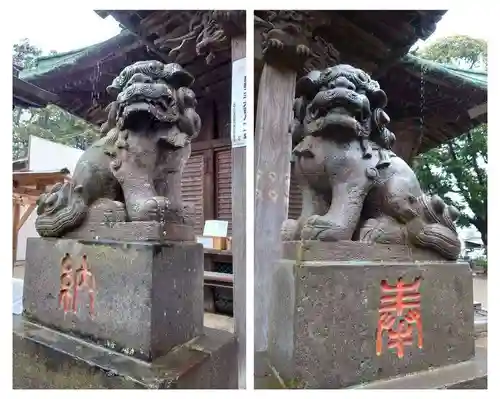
(257, 345), (486, 389)
(351, 345), (487, 389)
(13, 316), (237, 389)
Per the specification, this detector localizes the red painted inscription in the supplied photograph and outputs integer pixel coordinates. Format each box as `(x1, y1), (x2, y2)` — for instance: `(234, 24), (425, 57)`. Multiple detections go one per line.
(58, 253), (74, 314)
(376, 277), (423, 358)
(58, 254), (96, 317)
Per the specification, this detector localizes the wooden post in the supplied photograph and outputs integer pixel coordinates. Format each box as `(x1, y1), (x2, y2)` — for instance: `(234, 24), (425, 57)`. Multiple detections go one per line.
(230, 35), (246, 388)
(254, 62), (297, 357)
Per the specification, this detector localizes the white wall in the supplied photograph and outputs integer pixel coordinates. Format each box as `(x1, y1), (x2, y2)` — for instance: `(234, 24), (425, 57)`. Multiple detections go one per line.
(16, 136), (84, 261)
(28, 135), (83, 173)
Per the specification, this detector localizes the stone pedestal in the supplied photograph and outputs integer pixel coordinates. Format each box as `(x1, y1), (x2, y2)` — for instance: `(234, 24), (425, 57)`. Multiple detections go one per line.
(23, 238), (203, 361)
(14, 237), (237, 389)
(267, 241), (477, 389)
(13, 316), (237, 389)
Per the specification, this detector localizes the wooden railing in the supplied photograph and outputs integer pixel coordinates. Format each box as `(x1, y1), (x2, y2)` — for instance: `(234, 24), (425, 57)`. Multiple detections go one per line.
(204, 271), (233, 288)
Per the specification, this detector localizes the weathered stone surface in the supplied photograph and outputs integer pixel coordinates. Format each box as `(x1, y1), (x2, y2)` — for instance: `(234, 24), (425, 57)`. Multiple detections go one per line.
(23, 237), (203, 361)
(268, 248), (475, 388)
(282, 64), (461, 261)
(257, 344), (486, 389)
(282, 240), (445, 262)
(13, 316), (237, 389)
(64, 221), (195, 242)
(35, 61), (201, 239)
(351, 345), (487, 389)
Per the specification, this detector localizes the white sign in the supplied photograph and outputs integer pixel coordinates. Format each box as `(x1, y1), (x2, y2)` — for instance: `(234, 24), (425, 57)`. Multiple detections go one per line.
(196, 236), (214, 249)
(230, 57), (247, 148)
(203, 220), (229, 238)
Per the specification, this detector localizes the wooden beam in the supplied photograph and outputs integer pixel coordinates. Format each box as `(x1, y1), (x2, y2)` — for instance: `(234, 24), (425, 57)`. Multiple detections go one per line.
(191, 138), (231, 152)
(254, 63), (296, 354)
(13, 76), (59, 107)
(13, 186), (46, 197)
(201, 102), (215, 223)
(109, 12), (174, 65)
(391, 123), (424, 163)
(468, 103), (487, 119)
(401, 66), (461, 91)
(13, 194), (38, 205)
(230, 35), (246, 389)
(13, 170), (68, 188)
(327, 12), (391, 62)
(192, 62), (231, 92)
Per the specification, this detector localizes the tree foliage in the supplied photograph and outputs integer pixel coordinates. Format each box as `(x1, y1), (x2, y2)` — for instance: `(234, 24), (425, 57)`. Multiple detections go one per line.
(13, 39), (99, 160)
(13, 106), (100, 159)
(413, 35), (487, 248)
(13, 38), (42, 69)
(417, 35), (487, 70)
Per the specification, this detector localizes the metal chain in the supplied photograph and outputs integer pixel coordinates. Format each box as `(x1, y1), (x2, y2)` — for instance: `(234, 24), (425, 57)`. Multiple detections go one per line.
(420, 63), (428, 140)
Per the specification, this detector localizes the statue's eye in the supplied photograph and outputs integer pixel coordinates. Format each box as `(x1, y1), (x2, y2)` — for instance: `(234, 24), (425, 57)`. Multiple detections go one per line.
(44, 194), (58, 210)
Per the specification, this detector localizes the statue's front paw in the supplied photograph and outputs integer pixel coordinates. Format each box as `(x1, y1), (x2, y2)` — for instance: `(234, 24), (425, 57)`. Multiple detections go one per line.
(141, 196), (172, 222)
(281, 219), (300, 241)
(296, 44), (311, 57)
(267, 38), (285, 50)
(300, 215), (350, 241)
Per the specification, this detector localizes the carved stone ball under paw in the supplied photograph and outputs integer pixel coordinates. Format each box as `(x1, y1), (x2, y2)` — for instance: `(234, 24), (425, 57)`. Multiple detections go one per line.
(142, 196), (172, 222)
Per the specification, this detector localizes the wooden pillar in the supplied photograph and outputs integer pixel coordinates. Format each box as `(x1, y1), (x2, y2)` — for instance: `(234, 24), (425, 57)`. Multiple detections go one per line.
(230, 35), (247, 388)
(254, 64), (296, 355)
(253, 14), (338, 360)
(202, 103), (217, 313)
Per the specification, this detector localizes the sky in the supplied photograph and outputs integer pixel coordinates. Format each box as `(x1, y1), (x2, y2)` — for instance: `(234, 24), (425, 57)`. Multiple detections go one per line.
(12, 10), (121, 53)
(12, 9), (490, 55)
(425, 8), (489, 41)
(411, 8), (489, 52)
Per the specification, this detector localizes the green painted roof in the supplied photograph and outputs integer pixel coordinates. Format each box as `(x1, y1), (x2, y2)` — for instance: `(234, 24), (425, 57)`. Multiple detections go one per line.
(20, 48), (91, 80)
(401, 54), (487, 90)
(19, 30), (129, 81)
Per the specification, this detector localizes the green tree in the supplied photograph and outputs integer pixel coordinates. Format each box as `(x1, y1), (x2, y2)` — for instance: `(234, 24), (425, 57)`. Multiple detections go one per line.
(13, 39), (99, 160)
(413, 35), (487, 249)
(417, 35), (487, 70)
(13, 38), (42, 69)
(13, 105), (100, 159)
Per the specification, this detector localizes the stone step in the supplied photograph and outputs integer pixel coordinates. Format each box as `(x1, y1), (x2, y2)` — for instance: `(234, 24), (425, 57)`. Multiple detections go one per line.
(13, 315), (238, 389)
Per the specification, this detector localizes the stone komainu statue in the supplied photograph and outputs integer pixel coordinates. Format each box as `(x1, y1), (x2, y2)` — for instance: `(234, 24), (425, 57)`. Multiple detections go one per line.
(282, 64), (461, 260)
(35, 61), (201, 237)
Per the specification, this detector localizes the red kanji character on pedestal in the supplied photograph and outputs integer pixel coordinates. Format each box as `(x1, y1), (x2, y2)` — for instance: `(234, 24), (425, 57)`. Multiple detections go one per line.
(58, 253), (74, 314)
(376, 277), (423, 358)
(72, 254), (96, 317)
